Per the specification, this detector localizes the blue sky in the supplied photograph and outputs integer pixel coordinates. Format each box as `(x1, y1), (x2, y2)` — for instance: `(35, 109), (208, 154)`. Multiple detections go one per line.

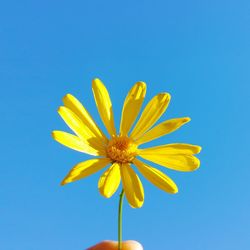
(1, 0), (250, 249)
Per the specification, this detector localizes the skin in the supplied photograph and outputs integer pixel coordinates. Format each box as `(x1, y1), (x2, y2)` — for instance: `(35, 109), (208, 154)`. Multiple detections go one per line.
(87, 240), (143, 250)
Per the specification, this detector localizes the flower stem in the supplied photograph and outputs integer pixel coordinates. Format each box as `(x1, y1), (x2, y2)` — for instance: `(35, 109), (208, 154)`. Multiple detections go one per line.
(118, 189), (125, 250)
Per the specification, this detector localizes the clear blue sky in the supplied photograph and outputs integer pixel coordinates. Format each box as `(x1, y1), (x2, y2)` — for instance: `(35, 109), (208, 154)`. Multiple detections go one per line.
(1, 1), (249, 249)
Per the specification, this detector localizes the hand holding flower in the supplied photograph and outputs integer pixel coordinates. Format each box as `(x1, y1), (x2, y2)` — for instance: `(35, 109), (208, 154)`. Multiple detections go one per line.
(52, 78), (201, 249)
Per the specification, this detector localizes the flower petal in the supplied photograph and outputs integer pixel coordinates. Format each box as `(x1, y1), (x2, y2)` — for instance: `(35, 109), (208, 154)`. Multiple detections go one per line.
(120, 163), (144, 208)
(92, 79), (116, 137)
(120, 82), (147, 136)
(133, 158), (178, 194)
(63, 94), (108, 144)
(61, 158), (111, 185)
(58, 106), (105, 153)
(52, 130), (101, 156)
(139, 143), (202, 155)
(130, 93), (171, 140)
(98, 162), (121, 198)
(136, 117), (190, 145)
(139, 153), (200, 172)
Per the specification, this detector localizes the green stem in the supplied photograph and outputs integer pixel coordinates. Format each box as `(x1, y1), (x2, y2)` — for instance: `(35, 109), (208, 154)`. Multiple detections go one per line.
(118, 189), (125, 250)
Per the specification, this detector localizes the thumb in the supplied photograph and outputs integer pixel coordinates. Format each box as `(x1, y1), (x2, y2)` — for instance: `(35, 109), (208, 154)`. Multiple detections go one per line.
(87, 240), (143, 250)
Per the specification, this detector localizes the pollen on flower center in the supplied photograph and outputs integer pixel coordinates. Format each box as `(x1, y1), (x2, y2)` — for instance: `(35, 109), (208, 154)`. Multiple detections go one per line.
(106, 136), (138, 163)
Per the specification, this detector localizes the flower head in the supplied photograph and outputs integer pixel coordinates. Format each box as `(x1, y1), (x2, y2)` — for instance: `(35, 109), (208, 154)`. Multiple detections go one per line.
(52, 79), (201, 208)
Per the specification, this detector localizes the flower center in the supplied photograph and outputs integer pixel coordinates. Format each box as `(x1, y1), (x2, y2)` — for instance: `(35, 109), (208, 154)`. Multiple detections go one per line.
(106, 136), (138, 163)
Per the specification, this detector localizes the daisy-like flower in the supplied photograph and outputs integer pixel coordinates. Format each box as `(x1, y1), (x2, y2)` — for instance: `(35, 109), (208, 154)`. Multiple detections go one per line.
(52, 79), (201, 208)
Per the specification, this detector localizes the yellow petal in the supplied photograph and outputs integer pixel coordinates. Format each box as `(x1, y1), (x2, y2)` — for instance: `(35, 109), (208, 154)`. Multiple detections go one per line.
(133, 158), (178, 194)
(98, 162), (121, 198)
(139, 143), (202, 155)
(58, 106), (105, 153)
(139, 153), (200, 172)
(120, 163), (144, 208)
(130, 93), (171, 140)
(63, 94), (108, 144)
(136, 117), (191, 145)
(52, 130), (101, 156)
(61, 158), (111, 185)
(120, 82), (147, 136)
(92, 79), (116, 137)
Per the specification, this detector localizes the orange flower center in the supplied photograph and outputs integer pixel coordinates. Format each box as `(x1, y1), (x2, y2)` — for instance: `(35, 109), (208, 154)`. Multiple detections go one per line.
(106, 136), (138, 163)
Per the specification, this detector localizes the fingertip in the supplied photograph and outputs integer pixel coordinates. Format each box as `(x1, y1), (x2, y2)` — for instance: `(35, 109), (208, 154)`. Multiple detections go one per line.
(123, 240), (143, 250)
(86, 240), (116, 250)
(87, 240), (143, 250)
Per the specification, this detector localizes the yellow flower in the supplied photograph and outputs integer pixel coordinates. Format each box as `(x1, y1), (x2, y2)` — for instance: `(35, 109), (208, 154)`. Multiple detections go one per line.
(52, 79), (201, 208)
